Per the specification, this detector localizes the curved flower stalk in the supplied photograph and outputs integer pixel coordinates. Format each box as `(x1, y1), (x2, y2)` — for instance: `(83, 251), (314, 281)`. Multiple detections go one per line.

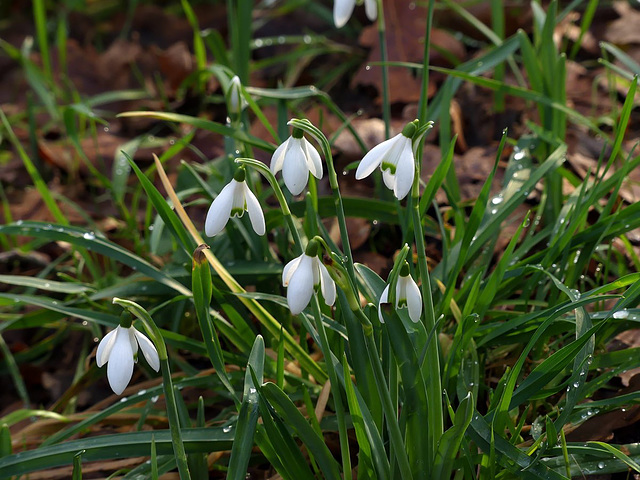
(205, 168), (265, 237)
(378, 262), (422, 323)
(282, 238), (336, 314)
(355, 121), (417, 200)
(270, 128), (323, 195)
(334, 0), (378, 28)
(96, 315), (160, 395)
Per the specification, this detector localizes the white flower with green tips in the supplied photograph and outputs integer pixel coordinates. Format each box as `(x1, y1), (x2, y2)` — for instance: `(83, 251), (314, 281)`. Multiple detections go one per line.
(270, 129), (323, 196)
(378, 263), (422, 323)
(282, 239), (336, 314)
(205, 168), (265, 237)
(334, 0), (378, 28)
(96, 322), (160, 395)
(355, 122), (416, 200)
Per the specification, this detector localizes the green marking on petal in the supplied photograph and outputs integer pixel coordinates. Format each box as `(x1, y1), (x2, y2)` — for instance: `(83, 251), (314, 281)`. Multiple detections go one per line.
(381, 162), (396, 174)
(231, 207), (245, 218)
(397, 299), (408, 308)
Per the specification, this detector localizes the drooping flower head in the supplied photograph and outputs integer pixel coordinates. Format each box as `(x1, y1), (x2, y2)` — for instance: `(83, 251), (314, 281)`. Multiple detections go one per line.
(96, 313), (160, 395)
(334, 0), (378, 28)
(205, 168), (265, 237)
(270, 128), (323, 196)
(378, 262), (422, 323)
(355, 121), (417, 200)
(282, 239), (336, 314)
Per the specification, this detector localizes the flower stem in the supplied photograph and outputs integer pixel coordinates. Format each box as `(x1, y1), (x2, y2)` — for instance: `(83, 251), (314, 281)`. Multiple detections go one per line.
(376, 0), (391, 139)
(160, 358), (193, 480)
(235, 157), (303, 254)
(411, 177), (443, 462)
(310, 297), (351, 476)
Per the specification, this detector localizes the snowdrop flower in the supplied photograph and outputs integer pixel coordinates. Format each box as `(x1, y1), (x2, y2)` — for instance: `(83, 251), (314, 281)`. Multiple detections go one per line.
(227, 75), (247, 116)
(334, 0), (378, 28)
(270, 128), (323, 196)
(96, 320), (160, 395)
(355, 122), (416, 200)
(205, 168), (265, 237)
(282, 239), (336, 314)
(378, 263), (422, 323)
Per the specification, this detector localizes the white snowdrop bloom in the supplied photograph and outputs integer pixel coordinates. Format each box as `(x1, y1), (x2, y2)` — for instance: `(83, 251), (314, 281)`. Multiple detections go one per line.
(378, 265), (422, 323)
(227, 75), (247, 116)
(355, 123), (417, 200)
(270, 130), (323, 196)
(334, 0), (378, 28)
(205, 169), (265, 237)
(282, 241), (336, 314)
(96, 324), (160, 395)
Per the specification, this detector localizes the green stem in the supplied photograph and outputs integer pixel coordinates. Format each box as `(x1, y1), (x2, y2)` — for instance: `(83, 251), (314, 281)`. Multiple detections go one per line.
(235, 157), (303, 254)
(356, 310), (413, 479)
(377, 0), (390, 139)
(160, 359), (192, 480)
(310, 297), (351, 476)
(411, 177), (443, 462)
(417, 0), (435, 125)
(286, 120), (357, 287)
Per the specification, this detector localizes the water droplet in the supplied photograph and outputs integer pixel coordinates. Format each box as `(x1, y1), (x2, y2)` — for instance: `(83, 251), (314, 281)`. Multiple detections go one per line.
(15, 220), (23, 226)
(409, 2), (416, 10)
(104, 127), (110, 132)
(342, 170), (348, 176)
(513, 150), (526, 160)
(93, 337), (99, 342)
(82, 320), (88, 326)
(223, 425), (233, 433)
(303, 35), (312, 44)
(249, 387), (257, 394)
(597, 461), (605, 469)
(614, 310), (629, 319)
(372, 220), (379, 226)
(264, 38), (273, 46)
(138, 389), (147, 395)
(573, 382), (580, 388)
(151, 395), (159, 403)
(148, 225), (155, 231)
(169, 139), (175, 145)
(277, 36), (285, 44)
(365, 65), (371, 71)
(120, 397), (128, 402)
(491, 195), (503, 205)
(490, 208), (498, 214)
(44, 282), (51, 288)
(83, 232), (96, 240)
(254, 39), (264, 47)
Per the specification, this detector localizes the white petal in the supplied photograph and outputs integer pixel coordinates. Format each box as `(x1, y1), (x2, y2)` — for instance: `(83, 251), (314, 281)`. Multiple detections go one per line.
(364, 0), (377, 21)
(128, 327), (138, 357)
(282, 138), (310, 195)
(228, 76), (243, 114)
(334, 0), (356, 27)
(270, 138), (289, 174)
(134, 329), (160, 372)
(393, 138), (415, 200)
(303, 138), (323, 179)
(205, 181), (236, 236)
(405, 276), (422, 323)
(232, 180), (246, 214)
(378, 285), (390, 323)
(96, 328), (118, 367)
(243, 182), (266, 235)
(355, 135), (397, 180)
(382, 168), (396, 190)
(282, 254), (303, 286)
(287, 254), (315, 314)
(106, 327), (135, 395)
(318, 261), (336, 307)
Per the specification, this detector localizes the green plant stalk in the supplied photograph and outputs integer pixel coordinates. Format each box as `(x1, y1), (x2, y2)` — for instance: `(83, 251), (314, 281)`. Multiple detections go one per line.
(376, 0), (390, 139)
(236, 157), (303, 254)
(112, 298), (191, 480)
(417, 0), (435, 124)
(412, 165), (443, 462)
(310, 297), (351, 476)
(353, 308), (413, 479)
(33, 0), (53, 86)
(287, 119), (357, 287)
